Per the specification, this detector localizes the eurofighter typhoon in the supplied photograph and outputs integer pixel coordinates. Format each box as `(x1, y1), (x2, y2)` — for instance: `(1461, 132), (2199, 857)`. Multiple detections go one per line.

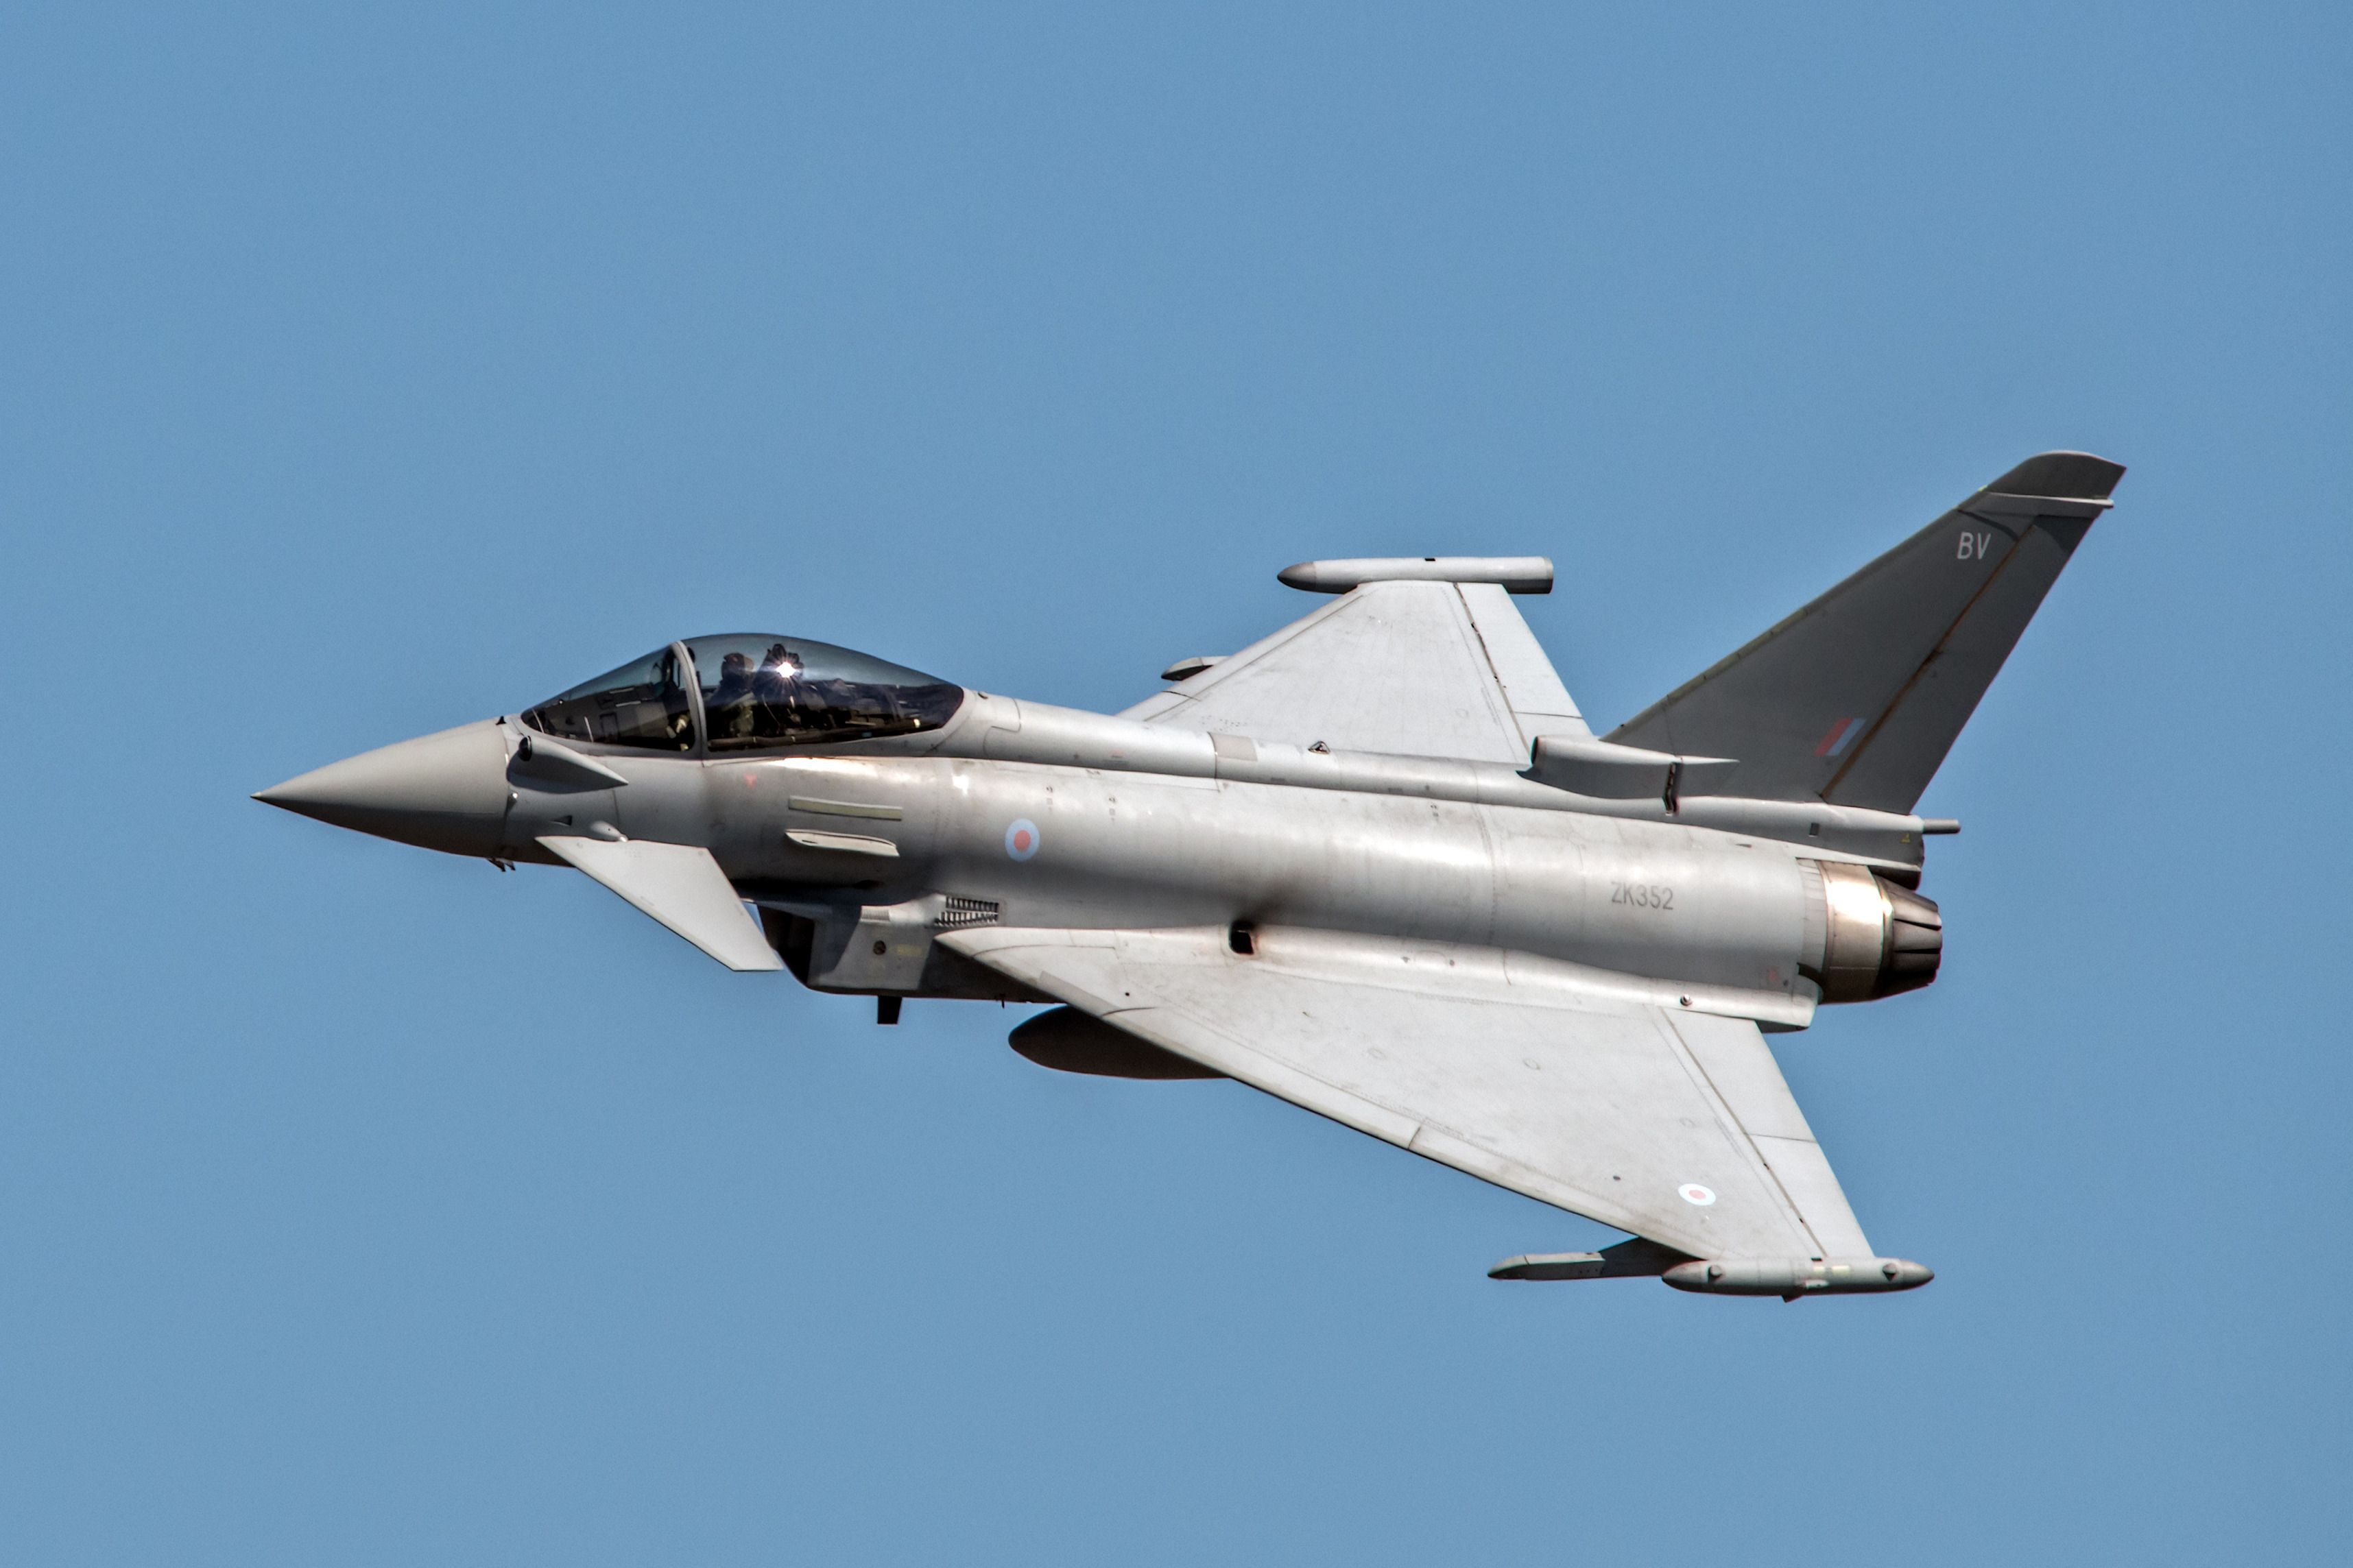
(259, 453), (2122, 1301)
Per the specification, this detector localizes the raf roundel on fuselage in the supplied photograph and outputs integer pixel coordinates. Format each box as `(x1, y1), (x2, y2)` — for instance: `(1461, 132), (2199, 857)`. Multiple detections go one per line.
(521, 636), (966, 753)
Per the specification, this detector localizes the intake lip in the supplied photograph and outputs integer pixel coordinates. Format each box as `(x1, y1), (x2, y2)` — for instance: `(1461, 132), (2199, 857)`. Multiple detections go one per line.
(255, 719), (512, 857)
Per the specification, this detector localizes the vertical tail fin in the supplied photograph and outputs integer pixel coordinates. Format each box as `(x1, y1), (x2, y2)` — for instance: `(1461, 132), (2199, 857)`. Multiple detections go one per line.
(1608, 452), (2124, 812)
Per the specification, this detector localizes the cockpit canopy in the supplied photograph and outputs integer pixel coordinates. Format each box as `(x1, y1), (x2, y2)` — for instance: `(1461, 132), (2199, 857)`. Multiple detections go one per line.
(522, 636), (964, 753)
(686, 634), (965, 751)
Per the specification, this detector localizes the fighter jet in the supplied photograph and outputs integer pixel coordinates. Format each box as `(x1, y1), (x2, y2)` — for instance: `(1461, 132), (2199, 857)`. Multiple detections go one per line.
(258, 451), (2122, 1301)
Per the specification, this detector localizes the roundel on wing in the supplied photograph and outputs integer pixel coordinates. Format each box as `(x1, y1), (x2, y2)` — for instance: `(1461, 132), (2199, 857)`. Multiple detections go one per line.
(1678, 1183), (1717, 1207)
(1004, 819), (1041, 861)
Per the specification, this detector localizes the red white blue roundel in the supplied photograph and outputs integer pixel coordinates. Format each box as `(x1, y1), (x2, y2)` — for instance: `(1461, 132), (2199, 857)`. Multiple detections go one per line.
(1678, 1183), (1717, 1207)
(1004, 818), (1040, 861)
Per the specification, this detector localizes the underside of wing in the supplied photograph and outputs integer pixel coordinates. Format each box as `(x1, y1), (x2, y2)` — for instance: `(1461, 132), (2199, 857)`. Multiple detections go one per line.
(1121, 581), (1588, 762)
(942, 924), (1870, 1263)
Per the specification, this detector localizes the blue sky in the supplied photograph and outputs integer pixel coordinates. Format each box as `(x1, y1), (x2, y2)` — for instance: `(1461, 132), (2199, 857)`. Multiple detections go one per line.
(4, 5), (2348, 1563)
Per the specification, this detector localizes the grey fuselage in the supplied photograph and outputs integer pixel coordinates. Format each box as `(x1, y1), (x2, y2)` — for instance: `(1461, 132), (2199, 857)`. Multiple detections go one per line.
(323, 686), (1947, 1025)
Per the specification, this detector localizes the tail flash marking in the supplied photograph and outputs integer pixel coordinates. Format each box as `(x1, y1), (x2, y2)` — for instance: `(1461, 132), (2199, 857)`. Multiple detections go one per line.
(1815, 717), (1865, 758)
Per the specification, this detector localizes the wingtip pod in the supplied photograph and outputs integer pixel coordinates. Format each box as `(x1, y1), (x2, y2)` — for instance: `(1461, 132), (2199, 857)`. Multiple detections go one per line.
(1662, 1257), (1933, 1299)
(1277, 557), (1554, 594)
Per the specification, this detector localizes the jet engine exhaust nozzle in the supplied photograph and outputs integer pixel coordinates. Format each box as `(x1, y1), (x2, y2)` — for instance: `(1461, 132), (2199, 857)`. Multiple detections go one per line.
(1803, 860), (1943, 1003)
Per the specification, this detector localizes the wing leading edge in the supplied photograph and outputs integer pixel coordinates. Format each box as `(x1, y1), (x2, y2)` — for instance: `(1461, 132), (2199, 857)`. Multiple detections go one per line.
(943, 924), (1872, 1264)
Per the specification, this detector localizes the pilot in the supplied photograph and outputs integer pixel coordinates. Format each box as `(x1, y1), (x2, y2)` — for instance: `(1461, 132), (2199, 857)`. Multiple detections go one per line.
(713, 651), (756, 704)
(755, 644), (823, 735)
(706, 651), (759, 743)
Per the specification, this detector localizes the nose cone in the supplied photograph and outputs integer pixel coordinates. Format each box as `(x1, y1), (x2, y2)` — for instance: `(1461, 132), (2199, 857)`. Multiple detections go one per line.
(256, 719), (510, 857)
